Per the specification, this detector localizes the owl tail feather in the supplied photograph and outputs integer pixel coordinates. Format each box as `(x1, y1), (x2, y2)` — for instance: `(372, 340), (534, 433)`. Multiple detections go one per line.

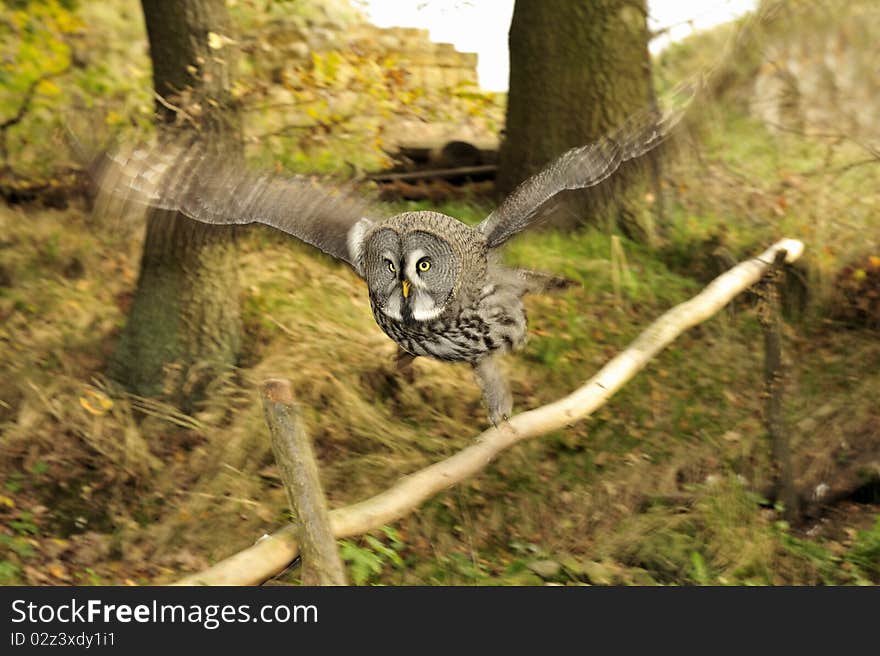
(516, 269), (579, 295)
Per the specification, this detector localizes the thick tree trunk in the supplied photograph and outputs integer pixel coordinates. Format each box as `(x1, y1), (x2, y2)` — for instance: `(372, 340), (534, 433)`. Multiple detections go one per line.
(496, 0), (657, 240)
(109, 0), (242, 404)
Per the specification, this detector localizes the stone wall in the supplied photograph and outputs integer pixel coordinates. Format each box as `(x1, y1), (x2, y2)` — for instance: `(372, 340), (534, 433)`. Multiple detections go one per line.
(247, 11), (499, 156)
(348, 26), (479, 90)
(256, 20), (479, 93)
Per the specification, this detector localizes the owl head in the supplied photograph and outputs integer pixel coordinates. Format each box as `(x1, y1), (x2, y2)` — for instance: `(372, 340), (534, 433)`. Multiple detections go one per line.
(356, 211), (487, 323)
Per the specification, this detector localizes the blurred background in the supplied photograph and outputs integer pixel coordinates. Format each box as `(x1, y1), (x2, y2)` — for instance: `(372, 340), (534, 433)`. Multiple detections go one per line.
(0, 0), (878, 586)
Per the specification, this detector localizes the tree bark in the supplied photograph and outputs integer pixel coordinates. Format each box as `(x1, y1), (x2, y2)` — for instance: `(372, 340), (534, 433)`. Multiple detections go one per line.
(496, 0), (657, 240)
(109, 0), (242, 405)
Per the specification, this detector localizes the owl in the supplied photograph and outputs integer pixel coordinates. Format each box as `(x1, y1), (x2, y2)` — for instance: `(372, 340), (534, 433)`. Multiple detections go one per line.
(95, 101), (686, 425)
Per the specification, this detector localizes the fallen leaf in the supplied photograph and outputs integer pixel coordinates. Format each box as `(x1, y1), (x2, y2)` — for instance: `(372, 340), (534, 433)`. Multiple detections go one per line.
(47, 562), (71, 581)
(79, 389), (113, 416)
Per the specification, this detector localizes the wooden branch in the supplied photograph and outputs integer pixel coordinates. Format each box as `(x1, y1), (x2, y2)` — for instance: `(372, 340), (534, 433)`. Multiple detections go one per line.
(0, 68), (67, 131)
(758, 251), (799, 522)
(152, 90), (195, 126)
(367, 164), (497, 183)
(0, 65), (70, 164)
(177, 238), (805, 586)
(261, 380), (347, 585)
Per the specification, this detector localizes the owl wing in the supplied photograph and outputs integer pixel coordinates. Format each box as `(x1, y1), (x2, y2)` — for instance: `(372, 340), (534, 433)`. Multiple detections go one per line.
(93, 137), (376, 269)
(477, 82), (696, 249)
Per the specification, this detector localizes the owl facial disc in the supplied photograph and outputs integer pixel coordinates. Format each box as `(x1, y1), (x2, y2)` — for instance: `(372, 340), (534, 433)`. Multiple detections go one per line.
(362, 227), (458, 324)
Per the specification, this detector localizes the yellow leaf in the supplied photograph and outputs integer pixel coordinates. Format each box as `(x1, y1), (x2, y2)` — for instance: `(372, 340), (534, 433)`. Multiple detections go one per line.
(48, 563), (68, 580)
(105, 110), (124, 126)
(36, 79), (61, 97)
(79, 389), (113, 416)
(0, 495), (15, 508)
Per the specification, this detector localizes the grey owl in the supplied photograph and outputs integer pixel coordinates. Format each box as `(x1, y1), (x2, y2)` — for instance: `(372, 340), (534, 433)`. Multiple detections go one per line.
(95, 101), (685, 425)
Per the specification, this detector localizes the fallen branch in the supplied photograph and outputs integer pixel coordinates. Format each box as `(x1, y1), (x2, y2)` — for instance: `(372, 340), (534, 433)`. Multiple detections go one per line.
(0, 68), (68, 132)
(261, 379), (347, 585)
(177, 238), (805, 586)
(367, 164), (497, 183)
(1, 66), (71, 164)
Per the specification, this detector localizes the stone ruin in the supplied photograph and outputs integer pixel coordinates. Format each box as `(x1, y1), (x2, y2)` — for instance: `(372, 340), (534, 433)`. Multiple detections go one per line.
(250, 12), (501, 161)
(750, 3), (880, 141)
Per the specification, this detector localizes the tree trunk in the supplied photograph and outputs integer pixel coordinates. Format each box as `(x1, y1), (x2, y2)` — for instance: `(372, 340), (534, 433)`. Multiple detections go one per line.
(109, 0), (242, 405)
(496, 0), (657, 241)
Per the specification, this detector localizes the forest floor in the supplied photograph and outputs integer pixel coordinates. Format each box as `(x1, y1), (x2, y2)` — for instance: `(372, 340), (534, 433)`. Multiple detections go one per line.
(1, 102), (879, 585)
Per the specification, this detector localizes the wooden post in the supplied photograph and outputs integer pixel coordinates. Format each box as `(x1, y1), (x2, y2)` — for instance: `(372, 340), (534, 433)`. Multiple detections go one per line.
(260, 379), (347, 585)
(758, 250), (799, 523)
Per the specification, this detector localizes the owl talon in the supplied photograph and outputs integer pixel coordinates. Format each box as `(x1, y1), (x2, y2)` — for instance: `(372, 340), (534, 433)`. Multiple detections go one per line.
(473, 355), (512, 427)
(489, 412), (511, 428)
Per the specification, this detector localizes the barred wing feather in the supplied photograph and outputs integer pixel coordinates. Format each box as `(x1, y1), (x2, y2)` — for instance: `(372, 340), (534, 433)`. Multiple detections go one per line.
(94, 138), (375, 268)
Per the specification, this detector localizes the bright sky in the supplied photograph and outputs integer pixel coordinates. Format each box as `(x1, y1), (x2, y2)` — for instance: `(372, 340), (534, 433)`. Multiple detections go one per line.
(363, 0), (757, 91)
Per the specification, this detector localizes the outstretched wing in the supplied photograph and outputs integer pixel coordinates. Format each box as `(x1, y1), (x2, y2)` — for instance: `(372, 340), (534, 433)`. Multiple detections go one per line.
(478, 82), (697, 249)
(93, 137), (376, 268)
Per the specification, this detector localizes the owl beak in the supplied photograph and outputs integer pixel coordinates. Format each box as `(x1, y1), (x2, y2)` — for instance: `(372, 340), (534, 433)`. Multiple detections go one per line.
(401, 279), (411, 299)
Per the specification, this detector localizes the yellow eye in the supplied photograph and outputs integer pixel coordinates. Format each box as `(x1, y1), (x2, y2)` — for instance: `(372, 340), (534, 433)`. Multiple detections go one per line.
(417, 258), (431, 272)
(387, 260), (396, 273)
